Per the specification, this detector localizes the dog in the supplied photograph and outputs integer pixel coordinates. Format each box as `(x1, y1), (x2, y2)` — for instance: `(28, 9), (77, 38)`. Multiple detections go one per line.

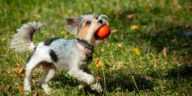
(10, 14), (109, 95)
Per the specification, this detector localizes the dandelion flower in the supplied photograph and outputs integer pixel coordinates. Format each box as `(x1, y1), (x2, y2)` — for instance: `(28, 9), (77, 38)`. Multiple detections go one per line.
(95, 58), (104, 68)
(130, 25), (139, 31)
(133, 48), (141, 55)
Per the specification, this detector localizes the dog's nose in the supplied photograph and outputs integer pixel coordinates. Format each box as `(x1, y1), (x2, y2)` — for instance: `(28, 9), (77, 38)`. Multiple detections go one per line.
(98, 19), (103, 24)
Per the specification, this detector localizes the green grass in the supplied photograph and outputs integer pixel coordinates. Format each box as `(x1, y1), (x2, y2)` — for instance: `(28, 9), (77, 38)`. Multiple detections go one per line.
(1, 0), (192, 95)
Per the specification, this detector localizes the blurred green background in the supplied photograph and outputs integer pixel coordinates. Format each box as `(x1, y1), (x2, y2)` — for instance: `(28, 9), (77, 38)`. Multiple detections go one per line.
(1, 0), (192, 95)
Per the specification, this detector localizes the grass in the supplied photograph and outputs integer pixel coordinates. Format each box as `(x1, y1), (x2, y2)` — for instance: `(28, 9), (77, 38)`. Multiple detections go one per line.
(1, 0), (192, 95)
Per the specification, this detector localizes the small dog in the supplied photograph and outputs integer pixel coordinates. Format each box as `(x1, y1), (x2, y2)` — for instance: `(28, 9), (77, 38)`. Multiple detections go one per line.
(10, 14), (109, 95)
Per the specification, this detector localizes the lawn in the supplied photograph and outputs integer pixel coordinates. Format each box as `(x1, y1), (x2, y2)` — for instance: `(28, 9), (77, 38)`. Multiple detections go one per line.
(1, 0), (192, 95)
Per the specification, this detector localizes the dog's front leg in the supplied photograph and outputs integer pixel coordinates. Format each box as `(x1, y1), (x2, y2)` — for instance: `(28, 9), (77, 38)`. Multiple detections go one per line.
(68, 68), (103, 93)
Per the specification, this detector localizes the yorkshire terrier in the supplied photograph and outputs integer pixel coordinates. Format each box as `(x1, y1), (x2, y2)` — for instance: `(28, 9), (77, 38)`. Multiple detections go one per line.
(10, 14), (109, 95)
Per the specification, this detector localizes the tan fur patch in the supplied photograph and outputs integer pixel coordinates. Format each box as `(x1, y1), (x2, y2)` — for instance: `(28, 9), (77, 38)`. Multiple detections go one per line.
(79, 24), (89, 39)
(78, 22), (96, 45)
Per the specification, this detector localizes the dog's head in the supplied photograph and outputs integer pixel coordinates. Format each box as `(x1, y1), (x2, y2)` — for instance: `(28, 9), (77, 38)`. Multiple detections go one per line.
(66, 14), (109, 45)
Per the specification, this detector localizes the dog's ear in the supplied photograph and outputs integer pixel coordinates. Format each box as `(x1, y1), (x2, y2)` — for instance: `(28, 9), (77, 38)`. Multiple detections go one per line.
(66, 17), (81, 36)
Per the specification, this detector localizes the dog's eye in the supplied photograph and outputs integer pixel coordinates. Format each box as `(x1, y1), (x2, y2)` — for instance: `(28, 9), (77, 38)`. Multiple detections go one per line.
(86, 21), (91, 25)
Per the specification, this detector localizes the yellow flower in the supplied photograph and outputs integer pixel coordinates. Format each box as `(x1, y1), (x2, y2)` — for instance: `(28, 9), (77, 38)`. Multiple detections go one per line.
(133, 48), (141, 55)
(130, 25), (139, 31)
(13, 67), (25, 74)
(95, 58), (104, 68)
(117, 43), (123, 48)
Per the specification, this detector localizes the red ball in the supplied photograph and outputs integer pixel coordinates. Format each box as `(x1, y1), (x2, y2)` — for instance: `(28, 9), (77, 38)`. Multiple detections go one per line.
(95, 24), (110, 39)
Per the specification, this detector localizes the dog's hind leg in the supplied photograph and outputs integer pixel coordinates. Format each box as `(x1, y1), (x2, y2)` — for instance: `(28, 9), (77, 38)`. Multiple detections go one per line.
(24, 54), (42, 94)
(39, 63), (56, 95)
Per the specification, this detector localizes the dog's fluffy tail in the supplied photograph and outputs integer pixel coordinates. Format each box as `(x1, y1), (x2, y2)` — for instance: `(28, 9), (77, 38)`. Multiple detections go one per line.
(10, 22), (45, 53)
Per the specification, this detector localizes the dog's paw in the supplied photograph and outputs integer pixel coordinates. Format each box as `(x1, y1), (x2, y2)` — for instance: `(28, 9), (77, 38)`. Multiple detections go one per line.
(78, 83), (87, 89)
(24, 90), (31, 96)
(90, 82), (103, 93)
(24, 86), (31, 95)
(44, 88), (52, 95)
(41, 84), (52, 95)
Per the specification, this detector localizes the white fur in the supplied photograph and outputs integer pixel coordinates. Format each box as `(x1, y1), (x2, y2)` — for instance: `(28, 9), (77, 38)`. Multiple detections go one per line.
(10, 14), (108, 95)
(10, 22), (45, 53)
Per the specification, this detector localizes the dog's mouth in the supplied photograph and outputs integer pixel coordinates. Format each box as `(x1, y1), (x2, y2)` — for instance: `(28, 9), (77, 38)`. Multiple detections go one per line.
(94, 24), (110, 41)
(94, 15), (110, 41)
(94, 26), (103, 41)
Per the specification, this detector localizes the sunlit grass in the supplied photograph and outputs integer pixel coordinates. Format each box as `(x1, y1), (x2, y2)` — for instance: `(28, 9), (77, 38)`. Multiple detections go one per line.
(1, 0), (192, 95)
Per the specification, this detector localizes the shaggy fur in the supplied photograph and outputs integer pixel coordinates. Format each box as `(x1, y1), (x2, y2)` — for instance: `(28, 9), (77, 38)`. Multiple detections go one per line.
(10, 14), (109, 95)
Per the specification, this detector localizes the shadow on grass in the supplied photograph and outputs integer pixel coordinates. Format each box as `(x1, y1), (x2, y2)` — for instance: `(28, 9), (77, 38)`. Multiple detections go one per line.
(105, 5), (192, 93)
(166, 65), (192, 80)
(104, 73), (154, 92)
(83, 73), (154, 95)
(52, 72), (79, 87)
(142, 25), (192, 80)
(51, 72), (154, 95)
(145, 27), (192, 52)
(165, 64), (192, 89)
(52, 72), (102, 95)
